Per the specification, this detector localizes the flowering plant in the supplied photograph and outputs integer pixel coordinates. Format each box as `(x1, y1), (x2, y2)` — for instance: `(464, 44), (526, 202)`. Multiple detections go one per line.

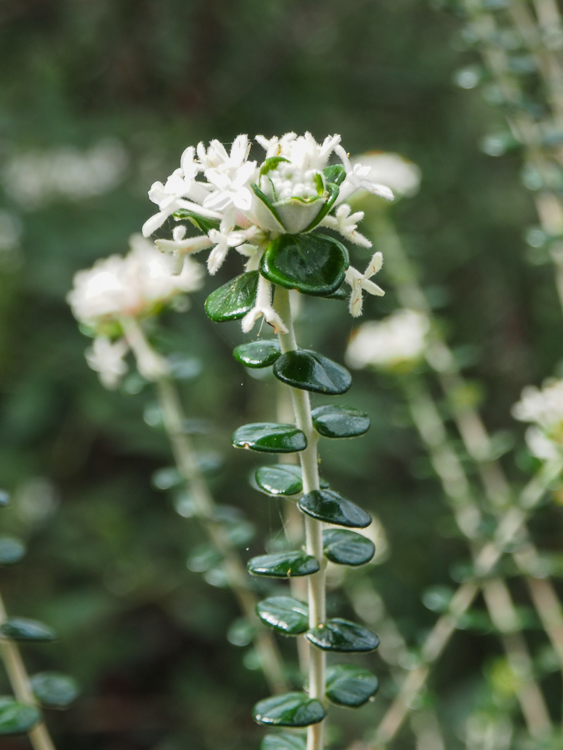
(512, 379), (563, 461)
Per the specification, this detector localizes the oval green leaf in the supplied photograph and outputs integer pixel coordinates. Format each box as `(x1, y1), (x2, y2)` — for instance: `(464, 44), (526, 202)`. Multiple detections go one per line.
(262, 733), (306, 750)
(0, 618), (56, 642)
(0, 699), (40, 735)
(248, 551), (319, 578)
(0, 491), (9, 508)
(261, 233), (349, 297)
(31, 672), (80, 709)
(274, 350), (351, 395)
(256, 597), (309, 635)
(0, 537), (26, 565)
(233, 423), (307, 454)
(255, 465), (303, 496)
(233, 340), (281, 368)
(322, 529), (375, 566)
(205, 271), (259, 322)
(312, 405), (370, 439)
(306, 618), (380, 652)
(253, 692), (326, 727)
(300, 490), (371, 528)
(325, 664), (379, 707)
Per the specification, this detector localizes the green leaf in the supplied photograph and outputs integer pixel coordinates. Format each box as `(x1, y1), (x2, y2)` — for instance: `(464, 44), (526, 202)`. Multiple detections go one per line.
(312, 405), (370, 438)
(302, 184), (340, 233)
(31, 672), (80, 709)
(261, 233), (349, 297)
(0, 537), (26, 565)
(325, 664), (379, 707)
(255, 465), (303, 496)
(248, 551), (320, 578)
(274, 350), (352, 395)
(299, 490), (371, 528)
(233, 340), (281, 368)
(322, 529), (375, 566)
(253, 692), (326, 727)
(0, 491), (9, 508)
(323, 164), (347, 186)
(233, 423), (307, 453)
(256, 597), (309, 635)
(205, 271), (259, 322)
(262, 733), (306, 750)
(327, 285), (348, 301)
(0, 618), (56, 642)
(173, 209), (220, 233)
(187, 544), (222, 573)
(306, 618), (380, 652)
(0, 699), (40, 735)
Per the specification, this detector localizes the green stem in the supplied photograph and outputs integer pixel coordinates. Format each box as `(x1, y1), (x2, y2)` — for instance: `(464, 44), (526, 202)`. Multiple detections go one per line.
(274, 287), (326, 750)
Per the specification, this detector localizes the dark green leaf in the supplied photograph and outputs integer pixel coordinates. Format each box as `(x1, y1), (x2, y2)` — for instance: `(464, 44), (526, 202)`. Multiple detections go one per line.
(173, 209), (220, 233)
(306, 619), (380, 652)
(312, 405), (370, 438)
(325, 664), (379, 707)
(256, 597), (309, 635)
(31, 672), (80, 709)
(274, 350), (351, 395)
(261, 233), (349, 296)
(323, 165), (347, 186)
(233, 423), (307, 453)
(205, 271), (259, 322)
(187, 544), (222, 573)
(322, 529), (375, 566)
(0, 618), (56, 642)
(233, 340), (281, 368)
(300, 490), (371, 528)
(262, 733), (307, 750)
(0, 699), (40, 735)
(253, 692), (326, 727)
(327, 285), (348, 300)
(255, 465), (303, 496)
(0, 537), (26, 565)
(248, 552), (319, 578)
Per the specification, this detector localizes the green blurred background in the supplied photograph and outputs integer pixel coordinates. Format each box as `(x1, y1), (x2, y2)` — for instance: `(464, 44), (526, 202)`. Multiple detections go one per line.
(0, 1), (562, 748)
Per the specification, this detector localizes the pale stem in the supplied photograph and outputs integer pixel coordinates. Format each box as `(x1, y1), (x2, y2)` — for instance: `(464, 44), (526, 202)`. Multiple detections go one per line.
(0, 592), (56, 750)
(273, 286), (326, 750)
(122, 318), (288, 695)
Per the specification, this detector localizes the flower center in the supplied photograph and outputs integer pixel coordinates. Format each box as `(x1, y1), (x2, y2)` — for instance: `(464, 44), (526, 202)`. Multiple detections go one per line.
(265, 162), (320, 202)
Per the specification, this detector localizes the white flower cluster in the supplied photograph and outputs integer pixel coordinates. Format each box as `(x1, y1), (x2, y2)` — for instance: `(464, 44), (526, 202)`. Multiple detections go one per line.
(512, 379), (563, 460)
(345, 309), (430, 371)
(142, 133), (393, 331)
(68, 234), (203, 389)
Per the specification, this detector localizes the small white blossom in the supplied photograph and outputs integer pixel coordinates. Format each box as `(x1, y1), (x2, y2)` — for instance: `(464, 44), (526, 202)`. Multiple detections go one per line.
(321, 204), (371, 248)
(335, 146), (394, 204)
(241, 275), (288, 335)
(344, 251), (385, 317)
(346, 309), (430, 370)
(85, 337), (129, 390)
(512, 379), (563, 455)
(350, 152), (421, 199)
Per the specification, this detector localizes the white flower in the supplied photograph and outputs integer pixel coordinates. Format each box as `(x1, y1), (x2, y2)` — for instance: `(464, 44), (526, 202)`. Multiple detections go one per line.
(512, 379), (563, 446)
(241, 274), (288, 334)
(346, 309), (430, 370)
(344, 251), (385, 317)
(525, 426), (561, 461)
(335, 146), (395, 204)
(321, 204), (371, 248)
(85, 337), (129, 389)
(350, 152), (421, 199)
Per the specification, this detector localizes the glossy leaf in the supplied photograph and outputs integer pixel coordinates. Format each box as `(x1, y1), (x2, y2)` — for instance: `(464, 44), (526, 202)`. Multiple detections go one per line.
(323, 164), (347, 186)
(0, 618), (56, 642)
(307, 618), (380, 652)
(256, 597), (309, 635)
(205, 271), (259, 322)
(322, 529), (375, 566)
(0, 537), (25, 565)
(0, 699), (40, 735)
(255, 465), (303, 496)
(300, 490), (371, 528)
(233, 340), (281, 368)
(253, 692), (326, 727)
(312, 405), (370, 439)
(173, 209), (220, 234)
(248, 551), (319, 578)
(325, 664), (379, 707)
(261, 233), (349, 297)
(262, 733), (306, 750)
(233, 423), (307, 453)
(31, 672), (80, 709)
(327, 285), (348, 301)
(274, 350), (351, 395)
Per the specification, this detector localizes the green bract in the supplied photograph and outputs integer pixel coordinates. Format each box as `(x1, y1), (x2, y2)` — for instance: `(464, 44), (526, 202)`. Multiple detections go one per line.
(0, 618), (56, 642)
(299, 490), (372, 528)
(232, 423), (307, 453)
(274, 350), (352, 395)
(253, 692), (326, 727)
(247, 551), (320, 578)
(256, 597), (309, 635)
(204, 271), (259, 322)
(260, 233), (349, 297)
(322, 529), (375, 566)
(311, 405), (370, 438)
(233, 340), (281, 368)
(31, 672), (80, 709)
(306, 619), (380, 652)
(0, 699), (40, 735)
(325, 664), (379, 707)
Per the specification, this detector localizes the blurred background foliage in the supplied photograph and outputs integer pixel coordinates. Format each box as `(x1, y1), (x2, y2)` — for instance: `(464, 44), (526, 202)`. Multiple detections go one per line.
(0, 0), (561, 748)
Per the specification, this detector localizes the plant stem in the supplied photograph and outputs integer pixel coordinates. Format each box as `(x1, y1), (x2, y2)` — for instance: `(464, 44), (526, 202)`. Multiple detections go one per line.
(0, 592), (56, 750)
(273, 287), (326, 750)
